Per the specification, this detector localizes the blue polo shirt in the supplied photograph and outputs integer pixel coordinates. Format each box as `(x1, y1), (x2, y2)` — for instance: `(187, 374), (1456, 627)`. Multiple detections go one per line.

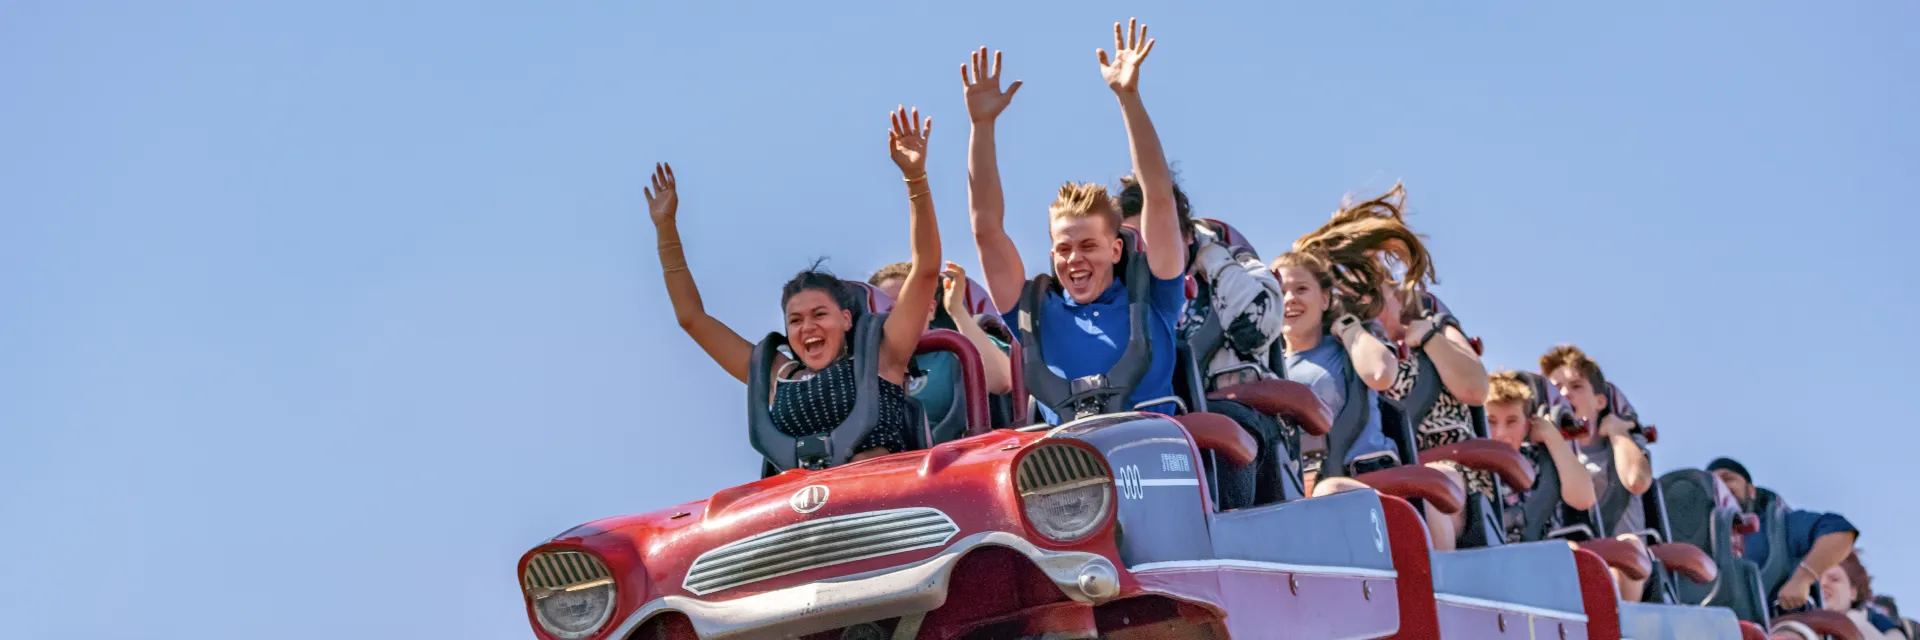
(1743, 509), (1857, 574)
(1003, 274), (1187, 425)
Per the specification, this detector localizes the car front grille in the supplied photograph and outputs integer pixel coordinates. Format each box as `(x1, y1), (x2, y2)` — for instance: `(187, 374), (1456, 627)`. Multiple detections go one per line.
(523, 550), (611, 593)
(683, 507), (959, 596)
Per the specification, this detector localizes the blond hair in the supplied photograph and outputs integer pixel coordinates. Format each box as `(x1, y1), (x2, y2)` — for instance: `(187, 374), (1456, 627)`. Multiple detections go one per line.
(1049, 182), (1121, 235)
(867, 261), (912, 287)
(1486, 370), (1535, 408)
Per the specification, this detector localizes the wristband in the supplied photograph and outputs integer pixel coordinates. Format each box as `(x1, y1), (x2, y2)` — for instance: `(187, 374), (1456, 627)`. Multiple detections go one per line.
(1410, 321), (1440, 350)
(1332, 314), (1364, 343)
(1796, 562), (1817, 582)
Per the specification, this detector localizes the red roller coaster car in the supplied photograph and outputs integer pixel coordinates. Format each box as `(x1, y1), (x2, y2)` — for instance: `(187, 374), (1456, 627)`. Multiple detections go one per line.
(516, 279), (1749, 639)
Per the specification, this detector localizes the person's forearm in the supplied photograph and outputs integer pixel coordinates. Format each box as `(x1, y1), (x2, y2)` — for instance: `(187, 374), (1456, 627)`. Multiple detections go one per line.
(968, 120), (1025, 312)
(1610, 434), (1653, 494)
(1802, 531), (1858, 582)
(1341, 328), (1399, 391)
(657, 222), (752, 383)
(1116, 93), (1183, 279)
(1543, 434), (1598, 510)
(1425, 328), (1489, 406)
(882, 178), (943, 369)
(659, 223), (707, 328)
(950, 311), (1013, 394)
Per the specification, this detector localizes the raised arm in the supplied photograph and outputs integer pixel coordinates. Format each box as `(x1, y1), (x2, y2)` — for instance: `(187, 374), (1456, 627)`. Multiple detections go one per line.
(1598, 415), (1653, 495)
(1408, 320), (1491, 406)
(1335, 314), (1400, 391)
(1531, 416), (1597, 511)
(941, 262), (1013, 394)
(962, 48), (1026, 312)
(1099, 18), (1183, 280)
(649, 163), (756, 384)
(880, 107), (941, 377)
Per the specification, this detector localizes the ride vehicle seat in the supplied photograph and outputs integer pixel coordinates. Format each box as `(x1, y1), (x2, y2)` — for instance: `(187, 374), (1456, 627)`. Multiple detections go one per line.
(748, 281), (990, 474)
(1016, 225), (1154, 421)
(1771, 610), (1866, 640)
(1176, 217), (1329, 507)
(920, 273), (1020, 441)
(1390, 299), (1535, 549)
(1017, 225), (1262, 512)
(1662, 468), (1771, 623)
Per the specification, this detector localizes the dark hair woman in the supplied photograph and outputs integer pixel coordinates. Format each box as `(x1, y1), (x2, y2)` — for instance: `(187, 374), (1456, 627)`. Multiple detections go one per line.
(646, 107), (943, 462)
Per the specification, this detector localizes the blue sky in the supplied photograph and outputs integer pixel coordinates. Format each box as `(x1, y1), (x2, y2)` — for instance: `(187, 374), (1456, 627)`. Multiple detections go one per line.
(3, 1), (1914, 637)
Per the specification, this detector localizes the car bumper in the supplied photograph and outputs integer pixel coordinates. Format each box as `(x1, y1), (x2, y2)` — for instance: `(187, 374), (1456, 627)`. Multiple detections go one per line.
(605, 530), (1119, 640)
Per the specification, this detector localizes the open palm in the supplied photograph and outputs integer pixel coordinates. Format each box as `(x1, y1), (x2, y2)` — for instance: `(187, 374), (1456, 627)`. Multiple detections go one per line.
(643, 162), (677, 227)
(961, 47), (1023, 123)
(888, 106), (931, 175)
(1097, 18), (1156, 93)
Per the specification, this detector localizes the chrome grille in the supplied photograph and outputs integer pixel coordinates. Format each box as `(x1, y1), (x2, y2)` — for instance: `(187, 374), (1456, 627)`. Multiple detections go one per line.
(523, 550), (611, 593)
(1017, 444), (1108, 494)
(683, 507), (958, 595)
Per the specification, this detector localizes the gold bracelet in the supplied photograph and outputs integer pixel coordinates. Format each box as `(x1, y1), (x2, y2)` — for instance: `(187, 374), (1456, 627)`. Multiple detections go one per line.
(903, 173), (928, 184)
(909, 191), (929, 201)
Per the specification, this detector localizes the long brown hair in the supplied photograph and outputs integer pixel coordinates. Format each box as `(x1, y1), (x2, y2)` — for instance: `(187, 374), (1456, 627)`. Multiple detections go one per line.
(1282, 184), (1436, 323)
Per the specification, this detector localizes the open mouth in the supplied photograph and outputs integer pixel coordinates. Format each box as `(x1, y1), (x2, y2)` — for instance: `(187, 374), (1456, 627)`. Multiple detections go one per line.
(1066, 269), (1091, 290)
(1283, 304), (1306, 319)
(800, 336), (826, 359)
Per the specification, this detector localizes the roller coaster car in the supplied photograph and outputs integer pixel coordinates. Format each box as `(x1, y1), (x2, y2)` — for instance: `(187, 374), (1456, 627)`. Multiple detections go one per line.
(513, 254), (1745, 640)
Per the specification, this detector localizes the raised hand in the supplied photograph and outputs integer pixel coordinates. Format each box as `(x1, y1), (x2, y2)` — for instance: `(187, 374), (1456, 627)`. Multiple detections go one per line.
(961, 47), (1023, 123)
(888, 105), (932, 176)
(644, 162), (678, 227)
(941, 261), (970, 315)
(1096, 17), (1156, 94)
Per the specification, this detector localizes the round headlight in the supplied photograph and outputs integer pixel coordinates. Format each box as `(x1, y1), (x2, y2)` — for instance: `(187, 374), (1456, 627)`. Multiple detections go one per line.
(1016, 444), (1114, 543)
(1024, 482), (1112, 541)
(524, 550), (617, 639)
(534, 583), (616, 638)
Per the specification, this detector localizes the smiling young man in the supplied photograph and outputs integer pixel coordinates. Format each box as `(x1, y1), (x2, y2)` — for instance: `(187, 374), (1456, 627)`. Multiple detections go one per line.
(964, 22), (1188, 424)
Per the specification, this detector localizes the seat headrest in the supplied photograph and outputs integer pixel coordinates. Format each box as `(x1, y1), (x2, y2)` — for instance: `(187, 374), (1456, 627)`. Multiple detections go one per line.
(1200, 218), (1259, 256)
(1418, 291), (1455, 318)
(1604, 381), (1638, 422)
(843, 281), (894, 314)
(954, 275), (995, 317)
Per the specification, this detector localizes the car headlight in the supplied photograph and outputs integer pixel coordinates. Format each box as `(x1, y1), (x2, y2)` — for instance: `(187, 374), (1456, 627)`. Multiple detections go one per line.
(1016, 444), (1114, 542)
(523, 550), (617, 639)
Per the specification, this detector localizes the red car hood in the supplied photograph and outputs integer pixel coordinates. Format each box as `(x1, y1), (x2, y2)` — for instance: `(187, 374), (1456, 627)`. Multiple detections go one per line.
(538, 429), (1044, 604)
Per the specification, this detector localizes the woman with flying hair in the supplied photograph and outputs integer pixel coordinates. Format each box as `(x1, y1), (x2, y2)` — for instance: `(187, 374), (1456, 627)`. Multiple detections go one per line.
(1292, 184), (1493, 550)
(1268, 187), (1407, 500)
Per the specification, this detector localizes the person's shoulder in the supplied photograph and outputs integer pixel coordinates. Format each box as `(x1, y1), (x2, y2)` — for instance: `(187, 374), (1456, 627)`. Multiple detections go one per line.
(1787, 508), (1858, 537)
(1145, 272), (1188, 308)
(1868, 610), (1903, 634)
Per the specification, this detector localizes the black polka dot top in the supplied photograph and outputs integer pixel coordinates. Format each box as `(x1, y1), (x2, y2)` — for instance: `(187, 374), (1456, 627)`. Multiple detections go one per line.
(770, 354), (913, 455)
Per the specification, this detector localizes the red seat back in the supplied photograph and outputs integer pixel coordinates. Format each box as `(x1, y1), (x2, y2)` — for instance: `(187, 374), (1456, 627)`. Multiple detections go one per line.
(1170, 412), (1256, 467)
(1207, 379), (1331, 436)
(1417, 440), (1534, 492)
(1355, 465), (1464, 515)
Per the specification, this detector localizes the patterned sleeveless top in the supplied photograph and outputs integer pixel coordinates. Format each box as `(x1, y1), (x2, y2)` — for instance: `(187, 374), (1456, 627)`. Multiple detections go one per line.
(770, 355), (913, 454)
(1387, 359), (1494, 499)
(1384, 359), (1476, 449)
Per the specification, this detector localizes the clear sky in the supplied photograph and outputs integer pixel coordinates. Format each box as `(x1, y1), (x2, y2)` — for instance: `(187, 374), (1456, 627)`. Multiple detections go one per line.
(4, 1), (1914, 637)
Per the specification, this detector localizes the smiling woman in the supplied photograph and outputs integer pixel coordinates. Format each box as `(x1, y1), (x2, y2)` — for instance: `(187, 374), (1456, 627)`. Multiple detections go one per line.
(644, 106), (944, 462)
